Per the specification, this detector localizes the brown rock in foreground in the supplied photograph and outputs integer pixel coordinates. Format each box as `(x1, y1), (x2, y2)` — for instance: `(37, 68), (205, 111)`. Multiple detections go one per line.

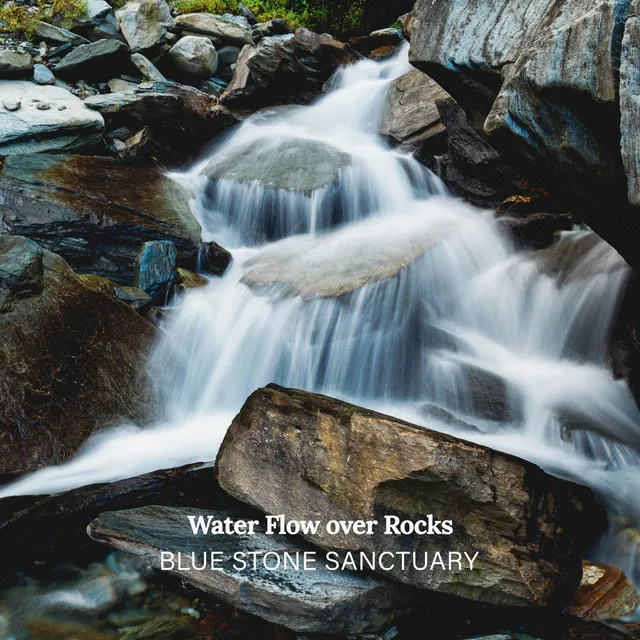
(0, 237), (156, 475)
(569, 561), (639, 622)
(216, 384), (607, 608)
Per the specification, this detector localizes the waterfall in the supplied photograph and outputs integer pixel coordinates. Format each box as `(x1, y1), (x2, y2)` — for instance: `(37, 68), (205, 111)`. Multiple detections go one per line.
(4, 44), (640, 584)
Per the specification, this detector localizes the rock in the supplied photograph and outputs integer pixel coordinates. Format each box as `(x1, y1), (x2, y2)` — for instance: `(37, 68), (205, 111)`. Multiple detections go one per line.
(118, 126), (168, 164)
(497, 211), (573, 249)
(55, 39), (130, 81)
(168, 35), (218, 83)
(238, 2), (257, 26)
(379, 70), (449, 157)
(350, 28), (403, 55)
(0, 154), (201, 284)
(116, 0), (173, 52)
(0, 463), (218, 568)
(34, 21), (90, 46)
(204, 241), (232, 275)
(0, 50), (33, 78)
(36, 102), (51, 110)
(130, 52), (166, 81)
(436, 98), (533, 209)
(134, 240), (177, 302)
(461, 363), (520, 422)
(240, 209), (445, 298)
(173, 13), (253, 47)
(88, 505), (414, 635)
(0, 81), (104, 154)
(85, 81), (238, 163)
(216, 384), (607, 607)
(114, 285), (152, 310)
(32, 63), (55, 85)
(222, 43), (256, 99)
(176, 267), (207, 289)
(244, 37), (306, 92)
(121, 616), (198, 640)
(70, 0), (111, 27)
(204, 139), (351, 192)
(217, 45), (240, 68)
(2, 99), (20, 111)
(293, 27), (360, 66)
(0, 236), (155, 475)
(108, 77), (137, 92)
(408, 0), (638, 268)
(87, 12), (126, 42)
(569, 561), (639, 622)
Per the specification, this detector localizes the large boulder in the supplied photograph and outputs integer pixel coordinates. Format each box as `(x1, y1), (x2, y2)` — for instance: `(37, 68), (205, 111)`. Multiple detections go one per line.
(379, 69), (449, 157)
(216, 385), (607, 608)
(0, 81), (104, 154)
(408, 0), (640, 267)
(167, 35), (218, 83)
(115, 0), (173, 52)
(0, 154), (202, 284)
(0, 236), (155, 476)
(54, 39), (131, 80)
(88, 505), (414, 635)
(85, 81), (238, 162)
(172, 13), (253, 47)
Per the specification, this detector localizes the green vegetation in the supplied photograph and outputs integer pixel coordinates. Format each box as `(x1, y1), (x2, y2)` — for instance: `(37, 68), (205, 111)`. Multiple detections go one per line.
(0, 0), (87, 37)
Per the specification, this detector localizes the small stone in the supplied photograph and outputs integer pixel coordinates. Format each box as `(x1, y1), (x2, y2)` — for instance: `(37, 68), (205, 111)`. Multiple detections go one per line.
(36, 102), (51, 110)
(130, 52), (166, 82)
(33, 62), (55, 85)
(57, 104), (67, 110)
(2, 100), (21, 111)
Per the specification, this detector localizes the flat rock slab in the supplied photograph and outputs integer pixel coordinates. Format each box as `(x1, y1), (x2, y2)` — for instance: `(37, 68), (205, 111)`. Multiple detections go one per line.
(0, 81), (104, 154)
(0, 154), (201, 283)
(216, 385), (607, 608)
(88, 505), (412, 635)
(241, 207), (454, 298)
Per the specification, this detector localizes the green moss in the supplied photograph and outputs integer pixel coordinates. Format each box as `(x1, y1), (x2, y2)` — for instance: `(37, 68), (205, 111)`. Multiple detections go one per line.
(0, 0), (87, 37)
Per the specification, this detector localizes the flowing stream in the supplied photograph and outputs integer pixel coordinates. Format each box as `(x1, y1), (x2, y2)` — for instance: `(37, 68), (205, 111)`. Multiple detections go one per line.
(3, 43), (640, 591)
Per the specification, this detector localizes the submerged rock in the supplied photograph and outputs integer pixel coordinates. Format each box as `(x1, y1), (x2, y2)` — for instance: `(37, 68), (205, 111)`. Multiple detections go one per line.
(204, 139), (351, 192)
(0, 82), (104, 154)
(0, 154), (201, 284)
(0, 237), (155, 475)
(88, 505), (414, 635)
(216, 384), (607, 607)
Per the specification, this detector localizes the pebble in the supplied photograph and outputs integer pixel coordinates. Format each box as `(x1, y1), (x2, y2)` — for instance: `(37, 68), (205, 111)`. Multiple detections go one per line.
(33, 63), (55, 85)
(37, 102), (51, 110)
(2, 100), (21, 111)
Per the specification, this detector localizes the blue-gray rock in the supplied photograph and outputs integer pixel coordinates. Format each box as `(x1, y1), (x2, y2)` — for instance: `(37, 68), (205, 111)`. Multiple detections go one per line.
(115, 0), (173, 52)
(167, 35), (218, 83)
(130, 52), (166, 81)
(55, 39), (130, 80)
(34, 21), (90, 45)
(33, 63), (55, 85)
(0, 50), (33, 78)
(408, 0), (638, 266)
(87, 505), (414, 635)
(0, 81), (104, 153)
(217, 45), (240, 68)
(135, 240), (177, 302)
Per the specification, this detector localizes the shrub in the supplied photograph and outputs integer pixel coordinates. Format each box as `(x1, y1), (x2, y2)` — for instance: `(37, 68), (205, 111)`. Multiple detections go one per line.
(0, 0), (87, 36)
(0, 4), (40, 39)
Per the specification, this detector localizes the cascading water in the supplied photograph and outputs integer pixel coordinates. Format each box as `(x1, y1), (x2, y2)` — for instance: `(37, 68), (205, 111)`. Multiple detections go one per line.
(4, 42), (640, 599)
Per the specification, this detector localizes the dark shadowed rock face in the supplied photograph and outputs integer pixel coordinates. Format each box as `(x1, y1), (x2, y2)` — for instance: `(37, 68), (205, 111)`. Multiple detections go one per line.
(0, 237), (156, 475)
(88, 505), (414, 635)
(408, 0), (640, 268)
(216, 385), (607, 608)
(0, 154), (201, 284)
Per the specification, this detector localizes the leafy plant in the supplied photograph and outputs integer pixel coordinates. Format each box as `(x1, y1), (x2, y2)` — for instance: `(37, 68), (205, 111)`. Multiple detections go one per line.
(0, 0), (87, 36)
(48, 0), (88, 28)
(0, 3), (40, 39)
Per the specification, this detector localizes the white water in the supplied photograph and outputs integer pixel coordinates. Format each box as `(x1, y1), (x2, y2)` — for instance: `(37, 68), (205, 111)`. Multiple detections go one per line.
(4, 43), (640, 594)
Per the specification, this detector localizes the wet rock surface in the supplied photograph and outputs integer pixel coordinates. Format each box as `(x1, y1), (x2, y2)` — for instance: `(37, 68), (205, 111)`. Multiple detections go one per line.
(216, 384), (607, 608)
(0, 154), (202, 283)
(88, 504), (414, 635)
(0, 237), (155, 475)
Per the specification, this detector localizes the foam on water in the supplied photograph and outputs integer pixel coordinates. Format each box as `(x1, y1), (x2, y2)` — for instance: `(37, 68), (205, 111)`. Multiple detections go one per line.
(3, 43), (640, 602)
